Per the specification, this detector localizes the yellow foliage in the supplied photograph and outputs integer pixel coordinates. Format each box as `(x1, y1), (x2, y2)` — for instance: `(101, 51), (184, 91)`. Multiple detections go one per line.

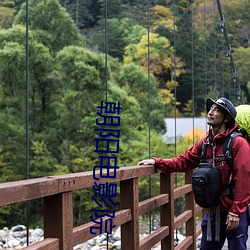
(158, 88), (175, 105)
(166, 107), (181, 117)
(200, 112), (207, 118)
(166, 80), (180, 91)
(184, 128), (205, 142)
(183, 99), (193, 114)
(0, 7), (14, 29)
(149, 5), (174, 31)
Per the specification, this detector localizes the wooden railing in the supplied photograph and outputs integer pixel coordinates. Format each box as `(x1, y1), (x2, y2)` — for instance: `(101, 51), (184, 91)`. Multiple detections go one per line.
(0, 165), (203, 250)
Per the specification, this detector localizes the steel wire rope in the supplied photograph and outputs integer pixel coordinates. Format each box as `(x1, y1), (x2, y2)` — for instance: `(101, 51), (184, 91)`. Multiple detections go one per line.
(191, 0), (195, 145)
(104, 0), (109, 247)
(146, 0), (152, 235)
(218, 29), (225, 96)
(228, 64), (231, 100)
(213, 0), (218, 96)
(105, 0), (108, 103)
(204, 0), (207, 98)
(189, 0), (197, 243)
(25, 0), (30, 245)
(203, 0), (210, 134)
(215, 0), (242, 104)
(76, 0), (79, 27)
(173, 1), (177, 158)
(217, 14), (226, 97)
(214, 1), (225, 98)
(172, 0), (179, 245)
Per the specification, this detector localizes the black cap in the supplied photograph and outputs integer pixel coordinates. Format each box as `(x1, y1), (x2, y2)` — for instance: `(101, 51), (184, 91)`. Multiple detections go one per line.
(206, 97), (237, 119)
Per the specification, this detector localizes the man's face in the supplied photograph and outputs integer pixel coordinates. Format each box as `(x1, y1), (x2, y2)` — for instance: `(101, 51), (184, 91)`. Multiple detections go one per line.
(207, 104), (226, 127)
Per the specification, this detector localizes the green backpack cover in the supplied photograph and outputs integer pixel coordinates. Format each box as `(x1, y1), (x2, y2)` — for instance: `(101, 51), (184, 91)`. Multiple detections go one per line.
(235, 105), (250, 140)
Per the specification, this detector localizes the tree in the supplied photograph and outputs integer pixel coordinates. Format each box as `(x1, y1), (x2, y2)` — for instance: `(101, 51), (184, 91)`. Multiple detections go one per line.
(124, 31), (185, 87)
(123, 30), (185, 116)
(0, 25), (56, 132)
(86, 17), (139, 60)
(14, 0), (84, 52)
(148, 5), (174, 33)
(116, 62), (166, 132)
(0, 6), (15, 29)
(234, 46), (250, 102)
(61, 0), (102, 29)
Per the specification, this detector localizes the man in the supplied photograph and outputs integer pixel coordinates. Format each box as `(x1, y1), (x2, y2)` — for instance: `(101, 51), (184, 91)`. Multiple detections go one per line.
(138, 97), (250, 250)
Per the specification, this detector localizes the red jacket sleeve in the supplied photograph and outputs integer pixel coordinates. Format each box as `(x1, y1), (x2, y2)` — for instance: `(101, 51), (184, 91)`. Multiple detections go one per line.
(229, 136), (250, 215)
(153, 140), (203, 174)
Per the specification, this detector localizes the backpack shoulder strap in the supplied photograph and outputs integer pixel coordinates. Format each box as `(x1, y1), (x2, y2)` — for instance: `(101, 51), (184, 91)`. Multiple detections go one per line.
(223, 132), (242, 169)
(200, 141), (208, 163)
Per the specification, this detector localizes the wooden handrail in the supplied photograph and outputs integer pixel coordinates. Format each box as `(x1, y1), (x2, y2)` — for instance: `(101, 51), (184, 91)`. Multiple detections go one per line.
(0, 165), (203, 249)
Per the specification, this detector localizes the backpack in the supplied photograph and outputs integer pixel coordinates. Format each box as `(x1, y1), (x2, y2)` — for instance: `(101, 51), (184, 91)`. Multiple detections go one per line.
(235, 105), (250, 142)
(192, 131), (241, 208)
(192, 162), (221, 208)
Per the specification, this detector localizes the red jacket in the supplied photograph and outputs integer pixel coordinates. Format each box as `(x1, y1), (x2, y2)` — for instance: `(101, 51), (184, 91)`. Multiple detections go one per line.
(154, 124), (250, 216)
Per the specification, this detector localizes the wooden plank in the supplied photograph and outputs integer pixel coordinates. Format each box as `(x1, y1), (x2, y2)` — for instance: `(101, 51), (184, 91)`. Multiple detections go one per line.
(195, 204), (203, 213)
(161, 173), (174, 250)
(0, 177), (59, 206)
(22, 238), (59, 250)
(139, 194), (169, 216)
(175, 236), (193, 250)
(174, 184), (192, 199)
(44, 192), (73, 250)
(196, 226), (202, 237)
(174, 210), (192, 229)
(0, 165), (156, 206)
(57, 165), (157, 192)
(120, 178), (140, 250)
(73, 209), (131, 245)
(185, 171), (196, 250)
(139, 226), (169, 250)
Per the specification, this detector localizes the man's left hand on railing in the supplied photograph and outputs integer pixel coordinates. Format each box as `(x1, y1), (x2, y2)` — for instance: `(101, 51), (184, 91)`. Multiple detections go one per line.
(137, 159), (155, 166)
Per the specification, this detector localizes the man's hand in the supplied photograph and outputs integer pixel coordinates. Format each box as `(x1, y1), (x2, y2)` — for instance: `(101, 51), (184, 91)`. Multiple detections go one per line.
(226, 213), (240, 230)
(137, 159), (155, 166)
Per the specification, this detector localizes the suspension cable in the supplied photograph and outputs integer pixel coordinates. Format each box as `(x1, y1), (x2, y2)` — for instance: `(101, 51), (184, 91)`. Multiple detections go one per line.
(25, 0), (30, 245)
(105, 0), (108, 103)
(147, 0), (152, 234)
(104, 0), (109, 247)
(172, 0), (179, 245)
(213, 0), (217, 94)
(191, 0), (195, 144)
(173, 1), (177, 158)
(203, 0), (207, 97)
(218, 31), (225, 96)
(216, 0), (242, 104)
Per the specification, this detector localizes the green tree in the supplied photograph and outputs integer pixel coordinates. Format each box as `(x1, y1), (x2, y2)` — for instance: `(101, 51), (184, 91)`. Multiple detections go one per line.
(14, 0), (84, 52)
(234, 46), (250, 102)
(61, 0), (101, 28)
(30, 141), (57, 177)
(116, 63), (165, 132)
(0, 6), (15, 29)
(124, 31), (185, 87)
(86, 17), (138, 60)
(0, 24), (56, 132)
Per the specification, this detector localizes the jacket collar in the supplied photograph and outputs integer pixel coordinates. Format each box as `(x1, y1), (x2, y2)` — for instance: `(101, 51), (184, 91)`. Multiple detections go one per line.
(207, 124), (239, 143)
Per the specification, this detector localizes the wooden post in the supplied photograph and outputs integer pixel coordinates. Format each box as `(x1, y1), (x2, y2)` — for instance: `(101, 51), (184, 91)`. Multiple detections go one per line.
(120, 178), (139, 250)
(161, 173), (174, 250)
(44, 192), (73, 250)
(185, 171), (196, 250)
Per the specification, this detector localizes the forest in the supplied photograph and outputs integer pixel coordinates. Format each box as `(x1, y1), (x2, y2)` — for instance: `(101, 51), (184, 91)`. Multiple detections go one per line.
(0, 0), (249, 228)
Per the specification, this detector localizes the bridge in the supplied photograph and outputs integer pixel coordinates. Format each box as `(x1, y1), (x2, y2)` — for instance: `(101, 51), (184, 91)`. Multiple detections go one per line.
(0, 164), (205, 250)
